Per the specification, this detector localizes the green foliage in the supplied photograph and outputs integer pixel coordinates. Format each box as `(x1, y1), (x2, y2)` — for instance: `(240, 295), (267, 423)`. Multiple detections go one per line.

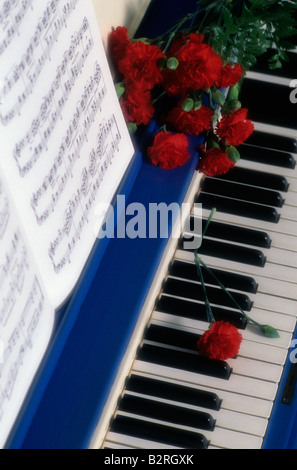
(193, 0), (297, 70)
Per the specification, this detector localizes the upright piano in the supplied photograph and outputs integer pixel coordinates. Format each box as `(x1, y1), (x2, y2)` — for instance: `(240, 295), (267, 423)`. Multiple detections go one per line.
(5, 0), (297, 449)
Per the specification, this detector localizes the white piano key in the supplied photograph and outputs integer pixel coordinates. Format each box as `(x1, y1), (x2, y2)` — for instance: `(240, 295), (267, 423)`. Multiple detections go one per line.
(246, 70), (294, 86)
(203, 426), (263, 449)
(260, 244), (297, 269)
(253, 120), (297, 141)
(198, 207), (297, 241)
(280, 204), (297, 221)
(106, 432), (181, 449)
(103, 441), (134, 449)
(284, 192), (297, 207)
(131, 370), (273, 418)
(134, 360), (278, 401)
(227, 357), (282, 382)
(214, 408), (267, 436)
(236, 157), (297, 180)
(240, 308), (296, 335)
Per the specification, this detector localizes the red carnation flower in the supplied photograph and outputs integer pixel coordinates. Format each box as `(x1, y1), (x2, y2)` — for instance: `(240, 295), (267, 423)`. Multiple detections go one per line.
(147, 131), (190, 169)
(216, 108), (254, 146)
(162, 35), (222, 97)
(198, 146), (235, 176)
(118, 41), (164, 90)
(215, 64), (244, 88)
(176, 40), (222, 91)
(109, 26), (131, 64)
(166, 104), (213, 135)
(197, 321), (242, 361)
(120, 87), (154, 125)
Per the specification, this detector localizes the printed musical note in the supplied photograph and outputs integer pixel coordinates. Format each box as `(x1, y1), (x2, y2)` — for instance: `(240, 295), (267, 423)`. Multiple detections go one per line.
(47, 114), (122, 273)
(0, 0), (80, 126)
(30, 62), (106, 225)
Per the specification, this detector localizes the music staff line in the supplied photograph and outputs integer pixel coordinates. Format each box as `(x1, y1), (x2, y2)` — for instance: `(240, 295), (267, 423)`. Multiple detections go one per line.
(0, 0), (79, 125)
(30, 62), (105, 226)
(0, 231), (30, 327)
(0, 0), (34, 56)
(13, 17), (94, 177)
(48, 114), (121, 274)
(0, 277), (44, 419)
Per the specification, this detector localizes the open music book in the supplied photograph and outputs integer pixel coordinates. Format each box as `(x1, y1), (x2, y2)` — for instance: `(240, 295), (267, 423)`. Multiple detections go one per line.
(0, 0), (135, 447)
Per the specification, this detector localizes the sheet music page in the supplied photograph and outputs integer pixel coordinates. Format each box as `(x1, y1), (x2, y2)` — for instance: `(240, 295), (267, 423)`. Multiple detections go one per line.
(0, 0), (135, 307)
(0, 176), (54, 448)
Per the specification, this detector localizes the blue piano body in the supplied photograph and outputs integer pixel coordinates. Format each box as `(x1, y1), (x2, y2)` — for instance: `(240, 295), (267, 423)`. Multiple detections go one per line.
(5, 0), (297, 449)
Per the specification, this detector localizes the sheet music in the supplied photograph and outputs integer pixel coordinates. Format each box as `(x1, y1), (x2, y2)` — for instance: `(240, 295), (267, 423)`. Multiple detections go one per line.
(0, 0), (134, 307)
(0, 176), (54, 449)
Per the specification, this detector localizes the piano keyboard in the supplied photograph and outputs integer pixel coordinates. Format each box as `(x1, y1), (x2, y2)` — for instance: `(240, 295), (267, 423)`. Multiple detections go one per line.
(95, 46), (297, 449)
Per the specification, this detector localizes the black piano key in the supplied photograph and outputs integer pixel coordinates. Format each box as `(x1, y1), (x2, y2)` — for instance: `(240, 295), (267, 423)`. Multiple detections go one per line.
(190, 237), (266, 267)
(163, 277), (253, 311)
(138, 343), (232, 380)
(201, 177), (284, 207)
(239, 144), (296, 169)
(110, 415), (209, 449)
(240, 78), (297, 129)
(198, 192), (280, 223)
(198, 218), (271, 248)
(145, 323), (200, 351)
(156, 295), (248, 329)
(126, 374), (222, 411)
(170, 259), (258, 293)
(245, 130), (297, 154)
(118, 394), (216, 431)
(218, 167), (289, 192)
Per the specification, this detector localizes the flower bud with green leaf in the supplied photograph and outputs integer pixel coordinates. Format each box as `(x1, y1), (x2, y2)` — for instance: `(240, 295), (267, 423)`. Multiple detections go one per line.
(226, 145), (240, 162)
(181, 98), (194, 112)
(211, 89), (226, 106)
(115, 82), (125, 99)
(166, 57), (179, 70)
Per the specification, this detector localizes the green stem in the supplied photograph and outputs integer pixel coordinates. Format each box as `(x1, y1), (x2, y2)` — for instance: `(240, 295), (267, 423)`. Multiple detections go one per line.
(194, 256), (215, 323)
(196, 256), (265, 329)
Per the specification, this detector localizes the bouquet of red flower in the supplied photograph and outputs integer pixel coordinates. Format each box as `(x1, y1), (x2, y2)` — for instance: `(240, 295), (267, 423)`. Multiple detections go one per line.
(110, 24), (254, 176)
(110, 0), (297, 177)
